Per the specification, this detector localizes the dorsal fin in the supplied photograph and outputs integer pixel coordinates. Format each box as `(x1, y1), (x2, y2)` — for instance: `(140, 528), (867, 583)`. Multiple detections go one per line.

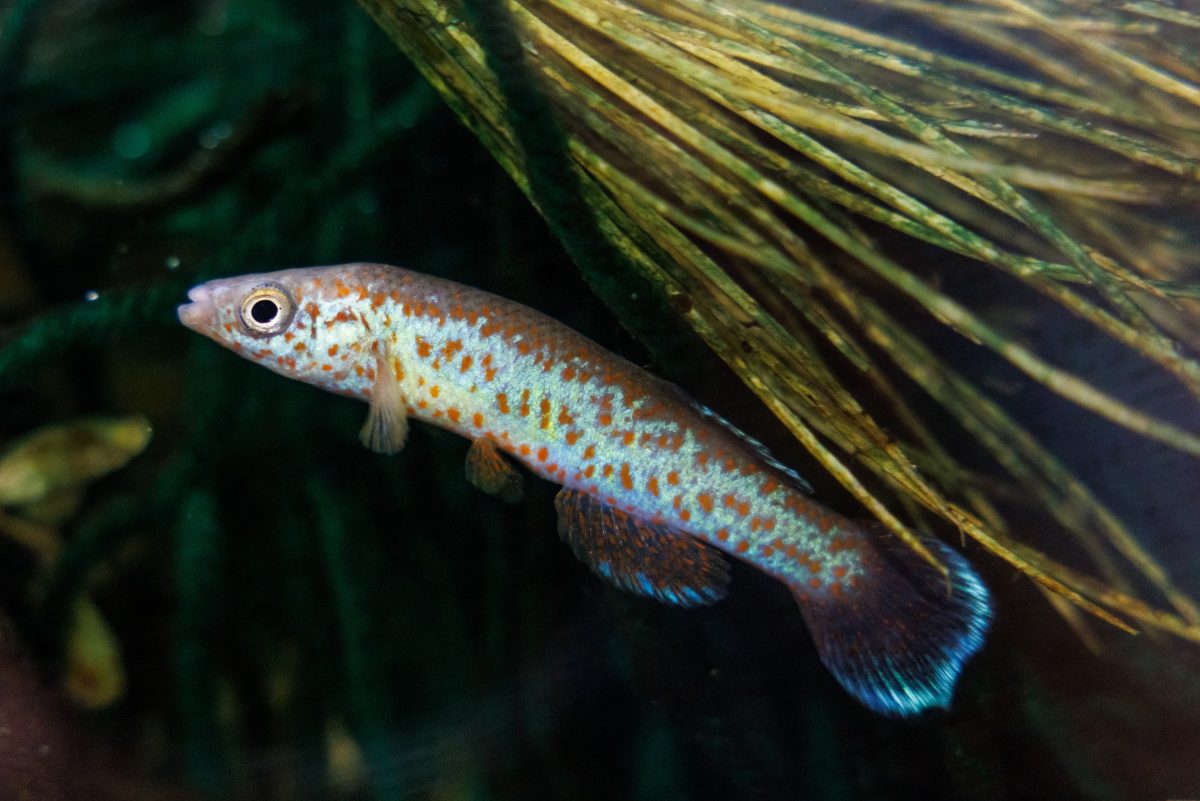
(653, 377), (812, 494)
(553, 488), (730, 607)
(465, 439), (524, 503)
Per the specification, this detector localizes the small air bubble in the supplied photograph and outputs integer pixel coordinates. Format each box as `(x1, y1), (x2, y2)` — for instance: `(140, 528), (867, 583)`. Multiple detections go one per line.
(84, 290), (100, 302)
(165, 256), (181, 270)
(630, 292), (639, 300)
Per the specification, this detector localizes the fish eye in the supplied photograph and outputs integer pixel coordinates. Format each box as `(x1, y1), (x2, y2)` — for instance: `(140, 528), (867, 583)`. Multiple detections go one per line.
(239, 284), (294, 336)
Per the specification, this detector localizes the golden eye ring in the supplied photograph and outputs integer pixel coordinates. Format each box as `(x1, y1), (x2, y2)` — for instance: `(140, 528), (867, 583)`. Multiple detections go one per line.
(239, 284), (295, 336)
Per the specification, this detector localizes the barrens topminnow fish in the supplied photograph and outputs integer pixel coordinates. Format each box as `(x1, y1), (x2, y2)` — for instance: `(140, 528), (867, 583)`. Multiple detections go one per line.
(179, 263), (991, 716)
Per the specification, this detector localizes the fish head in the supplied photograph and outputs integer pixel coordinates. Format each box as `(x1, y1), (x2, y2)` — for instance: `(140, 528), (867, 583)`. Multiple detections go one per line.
(178, 271), (304, 348)
(178, 265), (378, 390)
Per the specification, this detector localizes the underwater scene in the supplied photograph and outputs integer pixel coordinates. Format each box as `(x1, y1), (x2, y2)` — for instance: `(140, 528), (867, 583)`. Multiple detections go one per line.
(1, 0), (1199, 798)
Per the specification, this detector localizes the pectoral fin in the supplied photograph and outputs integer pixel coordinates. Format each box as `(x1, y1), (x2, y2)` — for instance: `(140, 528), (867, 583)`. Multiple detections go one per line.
(359, 349), (408, 454)
(554, 488), (730, 607)
(465, 439), (524, 503)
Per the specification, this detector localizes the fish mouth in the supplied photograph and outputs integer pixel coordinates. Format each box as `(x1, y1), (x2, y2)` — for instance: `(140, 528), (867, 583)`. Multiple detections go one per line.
(177, 284), (214, 330)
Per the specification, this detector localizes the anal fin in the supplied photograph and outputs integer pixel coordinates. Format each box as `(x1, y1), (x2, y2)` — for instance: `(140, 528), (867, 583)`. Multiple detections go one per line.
(554, 488), (730, 607)
(465, 439), (524, 503)
(360, 348), (408, 454)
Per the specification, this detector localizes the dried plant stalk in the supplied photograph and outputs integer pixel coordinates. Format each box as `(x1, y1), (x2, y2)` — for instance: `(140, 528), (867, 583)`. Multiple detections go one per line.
(355, 0), (1200, 641)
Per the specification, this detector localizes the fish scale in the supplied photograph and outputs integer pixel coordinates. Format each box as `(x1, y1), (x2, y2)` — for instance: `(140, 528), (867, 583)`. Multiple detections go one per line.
(179, 262), (992, 717)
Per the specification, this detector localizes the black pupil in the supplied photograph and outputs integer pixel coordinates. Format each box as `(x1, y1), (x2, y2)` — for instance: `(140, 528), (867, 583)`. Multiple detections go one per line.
(250, 298), (279, 325)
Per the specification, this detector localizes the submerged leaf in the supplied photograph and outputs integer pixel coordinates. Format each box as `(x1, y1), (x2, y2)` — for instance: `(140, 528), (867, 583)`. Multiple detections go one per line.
(0, 416), (153, 507)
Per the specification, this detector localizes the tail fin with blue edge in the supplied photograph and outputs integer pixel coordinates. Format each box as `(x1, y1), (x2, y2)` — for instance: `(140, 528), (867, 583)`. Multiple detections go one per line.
(794, 525), (992, 716)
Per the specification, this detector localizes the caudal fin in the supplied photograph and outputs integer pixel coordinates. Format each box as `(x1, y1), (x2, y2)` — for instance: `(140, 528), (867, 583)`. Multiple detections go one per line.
(795, 528), (991, 716)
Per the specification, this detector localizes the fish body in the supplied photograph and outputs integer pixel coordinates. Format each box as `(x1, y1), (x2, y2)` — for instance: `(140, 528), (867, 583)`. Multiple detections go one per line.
(179, 263), (990, 716)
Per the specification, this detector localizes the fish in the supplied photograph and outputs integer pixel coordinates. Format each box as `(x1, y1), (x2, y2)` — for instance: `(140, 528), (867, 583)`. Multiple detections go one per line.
(178, 263), (991, 716)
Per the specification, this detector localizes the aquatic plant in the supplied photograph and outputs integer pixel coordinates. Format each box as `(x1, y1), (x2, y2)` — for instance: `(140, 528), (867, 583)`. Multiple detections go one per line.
(2, 0), (1200, 798)
(354, 0), (1200, 641)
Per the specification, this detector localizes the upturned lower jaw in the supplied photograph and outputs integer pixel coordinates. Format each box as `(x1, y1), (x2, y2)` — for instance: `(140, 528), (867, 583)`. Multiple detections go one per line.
(177, 285), (214, 329)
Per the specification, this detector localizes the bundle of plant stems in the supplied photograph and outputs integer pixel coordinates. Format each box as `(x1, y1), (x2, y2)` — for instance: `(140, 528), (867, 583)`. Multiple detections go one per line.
(355, 0), (1200, 642)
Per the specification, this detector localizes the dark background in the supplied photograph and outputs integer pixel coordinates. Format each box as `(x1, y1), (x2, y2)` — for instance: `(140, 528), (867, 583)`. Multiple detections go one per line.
(0, 1), (1197, 799)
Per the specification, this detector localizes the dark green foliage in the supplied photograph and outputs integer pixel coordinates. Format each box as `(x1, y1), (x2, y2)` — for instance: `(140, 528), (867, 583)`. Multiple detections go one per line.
(1, 1), (1199, 800)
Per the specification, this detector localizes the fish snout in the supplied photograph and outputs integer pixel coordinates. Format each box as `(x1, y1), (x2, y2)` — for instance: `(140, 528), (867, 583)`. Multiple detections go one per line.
(177, 284), (216, 330)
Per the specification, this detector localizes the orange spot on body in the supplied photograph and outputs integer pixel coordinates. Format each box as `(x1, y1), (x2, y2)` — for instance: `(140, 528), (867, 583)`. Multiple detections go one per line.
(583, 445), (596, 460)
(716, 528), (729, 541)
(460, 355), (473, 372)
(679, 509), (691, 522)
(619, 463), (633, 491)
(584, 465), (595, 478)
(430, 385), (440, 398)
(519, 444), (531, 456)
(697, 493), (714, 513)
(735, 541), (749, 554)
(416, 339), (432, 358)
(537, 446), (549, 462)
(473, 412), (484, 428)
(565, 431), (580, 445)
(497, 393), (509, 414)
(736, 501), (750, 517)
(602, 464), (614, 478)
(647, 476), (659, 496)
(667, 471), (680, 486)
(447, 408), (461, 423)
